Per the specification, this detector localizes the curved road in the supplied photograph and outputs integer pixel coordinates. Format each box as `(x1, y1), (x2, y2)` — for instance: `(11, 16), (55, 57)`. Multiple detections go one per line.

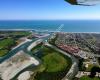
(45, 42), (79, 80)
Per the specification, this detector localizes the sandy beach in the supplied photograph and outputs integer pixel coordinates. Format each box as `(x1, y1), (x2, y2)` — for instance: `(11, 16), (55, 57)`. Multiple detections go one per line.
(0, 50), (39, 80)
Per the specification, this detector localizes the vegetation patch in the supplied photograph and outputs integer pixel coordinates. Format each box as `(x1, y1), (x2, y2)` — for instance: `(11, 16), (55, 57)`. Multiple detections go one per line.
(0, 38), (15, 57)
(42, 53), (68, 72)
(80, 76), (100, 80)
(0, 38), (15, 49)
(0, 49), (8, 57)
(30, 46), (72, 80)
(9, 31), (31, 38)
(0, 31), (31, 57)
(31, 43), (43, 53)
(86, 64), (96, 71)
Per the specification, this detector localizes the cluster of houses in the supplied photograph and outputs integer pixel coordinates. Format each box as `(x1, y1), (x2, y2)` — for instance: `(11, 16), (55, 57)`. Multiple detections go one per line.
(56, 43), (91, 59)
(76, 71), (100, 78)
(57, 44), (79, 53)
(54, 33), (100, 78)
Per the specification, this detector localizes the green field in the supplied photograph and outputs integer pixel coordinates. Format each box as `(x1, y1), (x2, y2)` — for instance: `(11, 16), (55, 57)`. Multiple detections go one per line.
(80, 76), (100, 80)
(0, 31), (31, 57)
(31, 43), (43, 53)
(0, 31), (31, 38)
(30, 46), (72, 80)
(0, 49), (8, 57)
(9, 31), (31, 39)
(0, 38), (15, 57)
(9, 31), (31, 36)
(0, 38), (15, 49)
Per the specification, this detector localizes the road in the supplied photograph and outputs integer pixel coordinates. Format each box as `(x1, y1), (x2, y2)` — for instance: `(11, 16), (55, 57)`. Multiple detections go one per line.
(45, 42), (79, 80)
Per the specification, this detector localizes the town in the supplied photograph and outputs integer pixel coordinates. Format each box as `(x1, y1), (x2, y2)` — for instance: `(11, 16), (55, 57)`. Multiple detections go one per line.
(0, 31), (100, 80)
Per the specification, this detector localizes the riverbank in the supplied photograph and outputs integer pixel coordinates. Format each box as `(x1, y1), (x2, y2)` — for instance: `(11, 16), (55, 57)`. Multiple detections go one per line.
(12, 38), (32, 50)
(45, 42), (79, 80)
(27, 39), (43, 51)
(0, 50), (39, 80)
(29, 41), (72, 80)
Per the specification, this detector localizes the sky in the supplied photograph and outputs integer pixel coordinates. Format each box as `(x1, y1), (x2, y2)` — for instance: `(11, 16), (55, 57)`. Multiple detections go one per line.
(0, 0), (100, 20)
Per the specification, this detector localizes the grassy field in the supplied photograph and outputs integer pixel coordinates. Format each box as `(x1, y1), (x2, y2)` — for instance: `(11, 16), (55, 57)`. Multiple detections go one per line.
(31, 43), (43, 53)
(30, 46), (72, 80)
(0, 38), (15, 49)
(9, 31), (31, 39)
(0, 31), (31, 39)
(0, 38), (15, 57)
(80, 76), (100, 80)
(86, 64), (97, 71)
(42, 52), (68, 72)
(0, 31), (31, 57)
(9, 31), (31, 36)
(0, 49), (8, 57)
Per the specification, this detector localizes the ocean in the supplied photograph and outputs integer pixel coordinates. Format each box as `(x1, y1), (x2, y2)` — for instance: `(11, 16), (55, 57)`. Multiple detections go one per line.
(0, 20), (100, 32)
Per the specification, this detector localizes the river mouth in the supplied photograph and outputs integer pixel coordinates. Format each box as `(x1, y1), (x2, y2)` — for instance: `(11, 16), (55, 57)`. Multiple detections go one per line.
(0, 50), (40, 80)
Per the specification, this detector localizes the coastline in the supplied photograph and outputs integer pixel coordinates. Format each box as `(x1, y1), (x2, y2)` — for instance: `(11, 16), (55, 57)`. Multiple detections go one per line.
(0, 29), (100, 33)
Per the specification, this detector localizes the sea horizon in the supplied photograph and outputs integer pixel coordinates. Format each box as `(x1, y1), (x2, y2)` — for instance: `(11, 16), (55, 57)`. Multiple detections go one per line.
(0, 20), (100, 32)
